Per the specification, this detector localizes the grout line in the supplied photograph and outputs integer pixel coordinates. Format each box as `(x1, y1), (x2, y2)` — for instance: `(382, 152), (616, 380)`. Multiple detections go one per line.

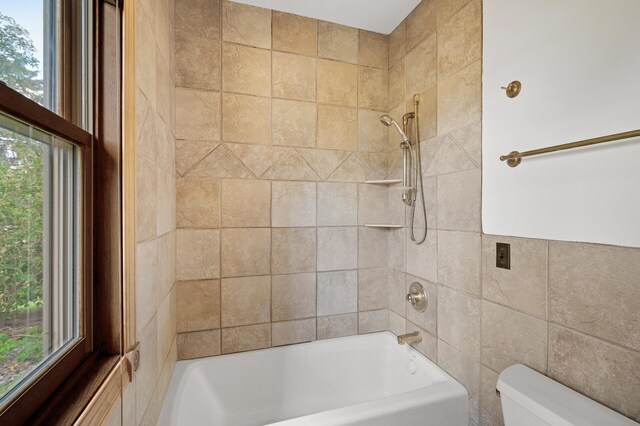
(546, 240), (550, 370)
(548, 321), (640, 356)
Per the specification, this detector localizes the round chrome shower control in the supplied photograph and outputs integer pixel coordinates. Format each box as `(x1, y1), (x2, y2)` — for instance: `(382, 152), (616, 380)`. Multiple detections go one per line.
(406, 282), (427, 313)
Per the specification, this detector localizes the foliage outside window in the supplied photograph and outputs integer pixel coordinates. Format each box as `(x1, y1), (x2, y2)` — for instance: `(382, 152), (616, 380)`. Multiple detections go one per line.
(0, 10), (47, 399)
(0, 12), (44, 104)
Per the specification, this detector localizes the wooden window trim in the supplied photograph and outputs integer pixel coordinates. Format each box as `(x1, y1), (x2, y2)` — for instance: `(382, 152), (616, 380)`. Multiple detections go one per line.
(121, 0), (137, 356)
(0, 0), (133, 423)
(0, 84), (92, 146)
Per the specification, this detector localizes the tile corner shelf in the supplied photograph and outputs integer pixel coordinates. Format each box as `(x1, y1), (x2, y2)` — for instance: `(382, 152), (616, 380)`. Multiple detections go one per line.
(364, 224), (404, 228)
(364, 179), (403, 185)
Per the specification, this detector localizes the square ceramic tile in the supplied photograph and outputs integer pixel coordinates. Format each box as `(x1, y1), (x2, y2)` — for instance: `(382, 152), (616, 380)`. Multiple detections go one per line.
(358, 227), (388, 269)
(317, 105), (357, 151)
(222, 42), (271, 97)
(272, 181), (316, 227)
(176, 88), (221, 140)
(437, 170), (481, 232)
(177, 177), (220, 228)
(358, 109), (388, 153)
(317, 21), (358, 64)
(437, 285), (480, 358)
(273, 51), (317, 102)
(317, 313), (358, 339)
(405, 274), (437, 335)
(482, 234), (547, 319)
(177, 329), (221, 360)
(406, 34), (436, 98)
(437, 0), (481, 77)
(175, 0), (221, 90)
(359, 309), (389, 334)
(272, 99), (317, 148)
(176, 229), (220, 280)
(549, 241), (640, 352)
(222, 93), (271, 145)
(358, 30), (388, 69)
(437, 61), (481, 135)
(221, 323), (271, 354)
(358, 268), (387, 311)
(548, 325), (640, 421)
(438, 230), (481, 296)
(136, 157), (157, 242)
(389, 21), (405, 66)
(317, 59), (357, 107)
(317, 227), (358, 271)
(388, 60), (405, 109)
(405, 321), (437, 361)
(272, 273), (316, 321)
(438, 340), (480, 422)
(272, 318), (316, 346)
(358, 183), (389, 225)
(317, 183), (357, 226)
(317, 270), (358, 316)
(156, 169), (176, 236)
(359, 66), (388, 110)
(481, 300), (547, 373)
(405, 228), (438, 282)
(136, 239), (158, 333)
(272, 11), (317, 57)
(271, 228), (317, 274)
(221, 276), (271, 327)
(405, 0), (436, 52)
(222, 1), (271, 49)
(387, 269), (406, 316)
(177, 280), (221, 332)
(221, 179), (271, 227)
(220, 228), (271, 277)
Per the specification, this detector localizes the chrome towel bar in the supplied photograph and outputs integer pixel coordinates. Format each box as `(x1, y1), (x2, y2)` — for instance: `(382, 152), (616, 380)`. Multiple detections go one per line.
(499, 128), (640, 167)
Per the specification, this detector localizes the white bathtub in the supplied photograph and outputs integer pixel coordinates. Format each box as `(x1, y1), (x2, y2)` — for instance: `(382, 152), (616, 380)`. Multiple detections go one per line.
(158, 332), (468, 426)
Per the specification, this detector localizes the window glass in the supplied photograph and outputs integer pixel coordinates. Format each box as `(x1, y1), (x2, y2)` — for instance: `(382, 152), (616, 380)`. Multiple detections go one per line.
(0, 111), (78, 403)
(1, 1), (92, 130)
(0, 1), (48, 106)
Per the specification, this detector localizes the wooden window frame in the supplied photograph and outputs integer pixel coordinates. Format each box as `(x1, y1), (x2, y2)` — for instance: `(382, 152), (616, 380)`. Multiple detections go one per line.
(0, 83), (94, 425)
(0, 0), (132, 423)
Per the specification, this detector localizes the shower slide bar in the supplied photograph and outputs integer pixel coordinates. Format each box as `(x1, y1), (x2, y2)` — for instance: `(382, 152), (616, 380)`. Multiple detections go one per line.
(499, 128), (640, 167)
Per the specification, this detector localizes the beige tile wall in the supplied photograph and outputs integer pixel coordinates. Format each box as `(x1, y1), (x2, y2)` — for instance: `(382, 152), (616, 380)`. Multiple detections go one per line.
(385, 1), (640, 425)
(168, 1), (640, 426)
(131, 0), (178, 424)
(173, 0), (393, 360)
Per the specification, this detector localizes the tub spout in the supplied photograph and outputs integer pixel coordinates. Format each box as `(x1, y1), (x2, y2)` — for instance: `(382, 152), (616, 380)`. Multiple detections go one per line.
(397, 331), (422, 345)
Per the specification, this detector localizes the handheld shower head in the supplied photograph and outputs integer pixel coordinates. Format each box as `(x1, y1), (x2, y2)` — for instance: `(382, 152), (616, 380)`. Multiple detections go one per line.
(379, 114), (409, 143)
(379, 114), (394, 126)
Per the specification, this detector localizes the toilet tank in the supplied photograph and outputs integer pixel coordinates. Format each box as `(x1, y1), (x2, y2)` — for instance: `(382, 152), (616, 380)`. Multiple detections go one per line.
(497, 364), (638, 426)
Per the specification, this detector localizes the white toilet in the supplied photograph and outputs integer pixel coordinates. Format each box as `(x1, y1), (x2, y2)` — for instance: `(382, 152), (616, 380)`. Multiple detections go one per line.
(497, 364), (638, 426)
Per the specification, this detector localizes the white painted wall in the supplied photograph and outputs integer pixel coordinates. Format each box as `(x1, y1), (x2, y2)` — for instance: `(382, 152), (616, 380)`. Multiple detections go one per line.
(482, 0), (640, 248)
(229, 0), (420, 34)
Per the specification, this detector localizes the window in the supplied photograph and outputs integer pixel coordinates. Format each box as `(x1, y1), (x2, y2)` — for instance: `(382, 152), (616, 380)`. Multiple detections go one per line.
(0, 111), (80, 404)
(0, 0), (103, 422)
(0, 1), (92, 128)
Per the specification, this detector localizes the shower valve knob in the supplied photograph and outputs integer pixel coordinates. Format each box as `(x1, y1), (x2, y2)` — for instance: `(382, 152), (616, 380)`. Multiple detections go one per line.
(406, 282), (428, 313)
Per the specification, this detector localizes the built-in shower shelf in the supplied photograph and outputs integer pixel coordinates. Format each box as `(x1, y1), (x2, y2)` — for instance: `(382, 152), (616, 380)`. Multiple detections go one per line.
(365, 224), (404, 228)
(364, 179), (402, 185)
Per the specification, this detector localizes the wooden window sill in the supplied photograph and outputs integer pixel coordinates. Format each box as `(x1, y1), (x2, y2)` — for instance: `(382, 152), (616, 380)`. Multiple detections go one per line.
(29, 354), (132, 425)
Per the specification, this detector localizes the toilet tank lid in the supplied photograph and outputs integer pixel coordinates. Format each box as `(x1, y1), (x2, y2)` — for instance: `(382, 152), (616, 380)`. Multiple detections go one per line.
(496, 364), (638, 426)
